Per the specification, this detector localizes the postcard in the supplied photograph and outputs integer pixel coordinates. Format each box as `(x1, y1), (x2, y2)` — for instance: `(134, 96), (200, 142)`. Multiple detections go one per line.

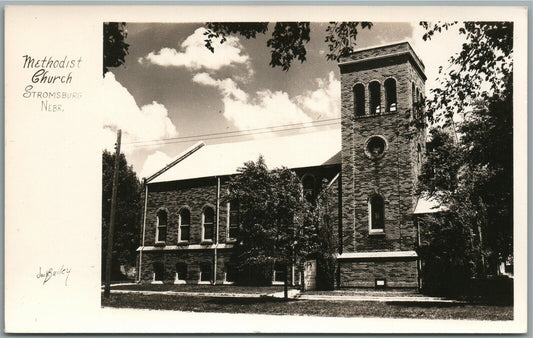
(4, 5), (528, 333)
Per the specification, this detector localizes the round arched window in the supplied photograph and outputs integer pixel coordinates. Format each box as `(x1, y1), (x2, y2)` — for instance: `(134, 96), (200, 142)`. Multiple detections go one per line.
(364, 136), (388, 160)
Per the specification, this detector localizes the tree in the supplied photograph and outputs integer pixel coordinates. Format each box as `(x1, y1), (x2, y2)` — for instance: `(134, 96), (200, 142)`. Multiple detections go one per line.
(103, 22), (372, 74)
(312, 179), (339, 291)
(417, 22), (513, 294)
(226, 156), (317, 298)
(103, 22), (129, 76)
(205, 22), (372, 71)
(420, 21), (512, 124)
(102, 150), (142, 281)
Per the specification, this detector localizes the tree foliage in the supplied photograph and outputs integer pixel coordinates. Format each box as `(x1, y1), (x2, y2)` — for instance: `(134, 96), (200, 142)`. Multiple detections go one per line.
(205, 22), (372, 71)
(227, 156), (317, 286)
(102, 22), (372, 75)
(418, 22), (513, 292)
(420, 21), (513, 124)
(226, 156), (338, 292)
(103, 22), (130, 76)
(102, 150), (142, 281)
(312, 179), (339, 290)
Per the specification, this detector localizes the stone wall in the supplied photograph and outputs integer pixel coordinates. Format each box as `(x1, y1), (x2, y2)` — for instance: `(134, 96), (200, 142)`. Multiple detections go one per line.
(337, 42), (426, 289)
(139, 249), (234, 284)
(339, 45), (425, 254)
(138, 165), (342, 284)
(339, 258), (418, 288)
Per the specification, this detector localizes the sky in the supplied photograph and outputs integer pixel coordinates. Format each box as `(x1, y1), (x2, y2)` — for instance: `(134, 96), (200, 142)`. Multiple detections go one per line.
(101, 22), (465, 179)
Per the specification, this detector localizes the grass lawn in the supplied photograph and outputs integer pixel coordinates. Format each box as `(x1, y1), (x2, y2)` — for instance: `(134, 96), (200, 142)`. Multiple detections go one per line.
(101, 293), (513, 320)
(303, 289), (422, 297)
(111, 284), (285, 294)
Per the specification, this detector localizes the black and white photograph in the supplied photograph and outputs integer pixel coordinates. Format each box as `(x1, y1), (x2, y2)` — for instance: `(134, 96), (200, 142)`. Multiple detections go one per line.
(4, 5), (528, 334)
(101, 21), (515, 319)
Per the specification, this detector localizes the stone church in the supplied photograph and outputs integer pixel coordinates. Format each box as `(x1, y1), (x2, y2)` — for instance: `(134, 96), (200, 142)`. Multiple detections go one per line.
(136, 41), (435, 289)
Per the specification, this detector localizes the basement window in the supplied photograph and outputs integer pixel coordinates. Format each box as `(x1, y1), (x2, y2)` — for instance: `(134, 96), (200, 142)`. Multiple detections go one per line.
(273, 263), (286, 285)
(152, 262), (164, 284)
(200, 264), (212, 284)
(225, 265), (236, 284)
(174, 263), (187, 284)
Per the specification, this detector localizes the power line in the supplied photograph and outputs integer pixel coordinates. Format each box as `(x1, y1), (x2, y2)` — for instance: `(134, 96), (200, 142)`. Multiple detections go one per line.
(124, 117), (340, 145)
(123, 121), (340, 148)
(122, 118), (341, 148)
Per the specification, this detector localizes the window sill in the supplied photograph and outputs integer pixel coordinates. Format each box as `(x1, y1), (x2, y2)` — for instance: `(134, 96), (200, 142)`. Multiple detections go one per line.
(154, 241), (166, 246)
(173, 280), (186, 285)
(353, 111), (398, 120)
(177, 241), (189, 245)
(226, 238), (237, 243)
(272, 281), (285, 285)
(151, 281), (163, 284)
(198, 281), (212, 285)
(223, 281), (235, 285)
(369, 230), (385, 236)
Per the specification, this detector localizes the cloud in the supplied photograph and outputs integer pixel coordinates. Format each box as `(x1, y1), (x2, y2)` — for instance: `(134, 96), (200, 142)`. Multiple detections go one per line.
(295, 71), (340, 119)
(139, 27), (250, 71)
(192, 73), (248, 102)
(192, 72), (313, 132)
(100, 72), (178, 152)
(140, 150), (174, 179)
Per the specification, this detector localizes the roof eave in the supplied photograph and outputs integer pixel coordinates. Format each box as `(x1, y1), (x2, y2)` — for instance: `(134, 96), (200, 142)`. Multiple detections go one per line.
(145, 141), (206, 183)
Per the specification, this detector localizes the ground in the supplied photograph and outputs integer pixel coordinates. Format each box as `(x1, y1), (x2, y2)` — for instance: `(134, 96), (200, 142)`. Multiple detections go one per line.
(101, 284), (513, 321)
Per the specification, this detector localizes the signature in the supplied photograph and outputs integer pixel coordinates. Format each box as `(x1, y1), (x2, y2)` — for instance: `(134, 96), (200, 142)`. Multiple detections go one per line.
(36, 266), (71, 286)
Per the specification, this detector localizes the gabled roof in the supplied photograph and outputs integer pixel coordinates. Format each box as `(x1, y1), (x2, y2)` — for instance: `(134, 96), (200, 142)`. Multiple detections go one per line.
(148, 128), (341, 184)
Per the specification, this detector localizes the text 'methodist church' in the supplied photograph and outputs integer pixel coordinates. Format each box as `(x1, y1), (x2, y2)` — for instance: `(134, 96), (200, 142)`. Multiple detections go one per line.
(136, 41), (437, 289)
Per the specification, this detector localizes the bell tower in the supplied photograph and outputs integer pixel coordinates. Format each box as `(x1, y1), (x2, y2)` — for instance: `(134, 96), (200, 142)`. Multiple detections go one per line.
(337, 42), (426, 288)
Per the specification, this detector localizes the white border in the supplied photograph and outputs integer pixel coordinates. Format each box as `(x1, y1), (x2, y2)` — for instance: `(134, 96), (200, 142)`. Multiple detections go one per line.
(3, 5), (527, 334)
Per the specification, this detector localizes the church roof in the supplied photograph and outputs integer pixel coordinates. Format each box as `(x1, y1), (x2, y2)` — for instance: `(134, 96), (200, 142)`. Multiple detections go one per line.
(147, 128), (341, 184)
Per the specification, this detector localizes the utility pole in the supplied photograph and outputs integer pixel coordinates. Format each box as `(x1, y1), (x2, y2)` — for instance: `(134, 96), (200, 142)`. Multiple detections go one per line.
(104, 129), (121, 298)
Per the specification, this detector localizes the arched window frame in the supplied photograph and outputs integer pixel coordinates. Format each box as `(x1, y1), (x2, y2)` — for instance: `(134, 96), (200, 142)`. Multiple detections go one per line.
(178, 207), (191, 243)
(155, 208), (168, 244)
(301, 173), (315, 203)
(201, 205), (215, 242)
(353, 83), (366, 117)
(369, 81), (382, 115)
(368, 194), (385, 234)
(384, 78), (397, 112)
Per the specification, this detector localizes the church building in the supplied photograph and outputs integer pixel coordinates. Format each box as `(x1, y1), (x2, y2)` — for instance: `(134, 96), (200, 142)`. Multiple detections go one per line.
(136, 41), (429, 289)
